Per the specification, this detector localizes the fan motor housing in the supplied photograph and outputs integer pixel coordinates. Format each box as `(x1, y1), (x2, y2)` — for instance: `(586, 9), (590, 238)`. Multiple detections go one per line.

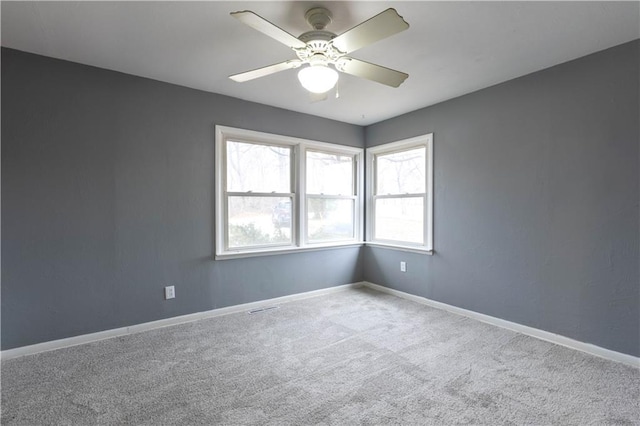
(295, 38), (343, 62)
(298, 30), (334, 43)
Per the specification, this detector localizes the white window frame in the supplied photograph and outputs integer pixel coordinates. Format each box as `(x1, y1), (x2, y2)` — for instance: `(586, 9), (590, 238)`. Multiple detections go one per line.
(215, 125), (364, 260)
(303, 148), (359, 245)
(366, 133), (434, 254)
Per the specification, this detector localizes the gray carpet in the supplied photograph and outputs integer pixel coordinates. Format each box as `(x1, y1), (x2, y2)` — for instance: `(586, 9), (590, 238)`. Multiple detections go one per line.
(2, 287), (639, 425)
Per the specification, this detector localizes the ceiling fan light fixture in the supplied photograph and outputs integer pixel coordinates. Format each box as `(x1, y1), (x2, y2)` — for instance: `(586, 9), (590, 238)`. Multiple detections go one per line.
(297, 64), (339, 94)
(229, 8), (410, 96)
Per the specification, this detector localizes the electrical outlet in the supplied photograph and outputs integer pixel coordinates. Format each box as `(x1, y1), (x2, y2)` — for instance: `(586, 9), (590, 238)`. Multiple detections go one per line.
(164, 285), (175, 300)
(400, 261), (407, 272)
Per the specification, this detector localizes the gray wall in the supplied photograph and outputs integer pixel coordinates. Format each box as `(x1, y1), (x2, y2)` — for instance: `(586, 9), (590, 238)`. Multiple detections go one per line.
(364, 40), (639, 357)
(1, 48), (364, 350)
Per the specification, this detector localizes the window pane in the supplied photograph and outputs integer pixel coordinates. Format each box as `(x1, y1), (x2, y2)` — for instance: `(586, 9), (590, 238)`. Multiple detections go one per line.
(228, 196), (292, 248)
(306, 151), (353, 195)
(374, 197), (424, 244)
(307, 198), (354, 242)
(227, 141), (290, 193)
(376, 147), (425, 195)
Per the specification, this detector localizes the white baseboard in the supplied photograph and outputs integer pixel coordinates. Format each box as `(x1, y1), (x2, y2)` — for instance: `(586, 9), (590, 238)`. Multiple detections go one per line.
(1, 282), (365, 360)
(362, 281), (639, 368)
(4, 281), (637, 369)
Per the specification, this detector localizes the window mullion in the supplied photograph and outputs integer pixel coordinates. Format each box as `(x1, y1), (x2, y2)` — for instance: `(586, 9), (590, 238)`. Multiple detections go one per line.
(295, 145), (303, 248)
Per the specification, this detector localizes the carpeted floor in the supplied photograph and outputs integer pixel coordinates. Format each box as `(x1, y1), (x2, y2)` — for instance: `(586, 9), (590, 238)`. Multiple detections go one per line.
(2, 287), (639, 425)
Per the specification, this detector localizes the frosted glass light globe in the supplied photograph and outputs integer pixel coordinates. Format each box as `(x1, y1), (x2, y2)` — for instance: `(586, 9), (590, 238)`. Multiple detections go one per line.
(298, 65), (339, 94)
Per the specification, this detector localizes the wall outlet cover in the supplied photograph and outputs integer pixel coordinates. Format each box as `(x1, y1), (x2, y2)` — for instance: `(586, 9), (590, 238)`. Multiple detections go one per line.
(164, 286), (175, 300)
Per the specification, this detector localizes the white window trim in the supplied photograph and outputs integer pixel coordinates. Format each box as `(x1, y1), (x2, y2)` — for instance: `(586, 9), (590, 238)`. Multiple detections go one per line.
(215, 125), (364, 260)
(303, 147), (360, 246)
(365, 133), (434, 254)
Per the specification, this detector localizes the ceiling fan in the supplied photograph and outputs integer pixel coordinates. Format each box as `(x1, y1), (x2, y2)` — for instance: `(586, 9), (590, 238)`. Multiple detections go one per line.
(229, 7), (410, 96)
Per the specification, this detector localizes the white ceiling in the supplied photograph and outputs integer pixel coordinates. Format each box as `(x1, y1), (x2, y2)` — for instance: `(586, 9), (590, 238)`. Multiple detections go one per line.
(2, 1), (638, 125)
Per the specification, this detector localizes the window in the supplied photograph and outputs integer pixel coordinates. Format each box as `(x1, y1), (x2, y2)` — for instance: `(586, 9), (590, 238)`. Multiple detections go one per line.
(366, 134), (433, 253)
(215, 126), (363, 259)
(225, 140), (293, 249)
(305, 150), (356, 243)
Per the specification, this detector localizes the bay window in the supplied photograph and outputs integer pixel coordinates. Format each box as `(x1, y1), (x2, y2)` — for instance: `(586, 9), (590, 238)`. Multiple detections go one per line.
(215, 126), (363, 259)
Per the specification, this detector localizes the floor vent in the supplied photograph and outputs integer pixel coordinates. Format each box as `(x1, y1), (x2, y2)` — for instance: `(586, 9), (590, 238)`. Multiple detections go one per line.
(248, 306), (279, 315)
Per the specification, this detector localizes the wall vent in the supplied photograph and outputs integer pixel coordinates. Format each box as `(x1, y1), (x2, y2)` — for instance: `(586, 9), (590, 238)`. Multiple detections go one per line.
(248, 306), (279, 315)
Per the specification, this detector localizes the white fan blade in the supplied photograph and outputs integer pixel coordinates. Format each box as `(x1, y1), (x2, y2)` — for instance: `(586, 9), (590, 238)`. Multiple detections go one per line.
(231, 11), (306, 49)
(230, 60), (302, 82)
(331, 8), (409, 54)
(337, 57), (408, 88)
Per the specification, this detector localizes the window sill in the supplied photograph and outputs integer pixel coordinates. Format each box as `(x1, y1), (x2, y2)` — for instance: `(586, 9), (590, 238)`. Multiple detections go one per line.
(215, 241), (364, 260)
(364, 242), (434, 255)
